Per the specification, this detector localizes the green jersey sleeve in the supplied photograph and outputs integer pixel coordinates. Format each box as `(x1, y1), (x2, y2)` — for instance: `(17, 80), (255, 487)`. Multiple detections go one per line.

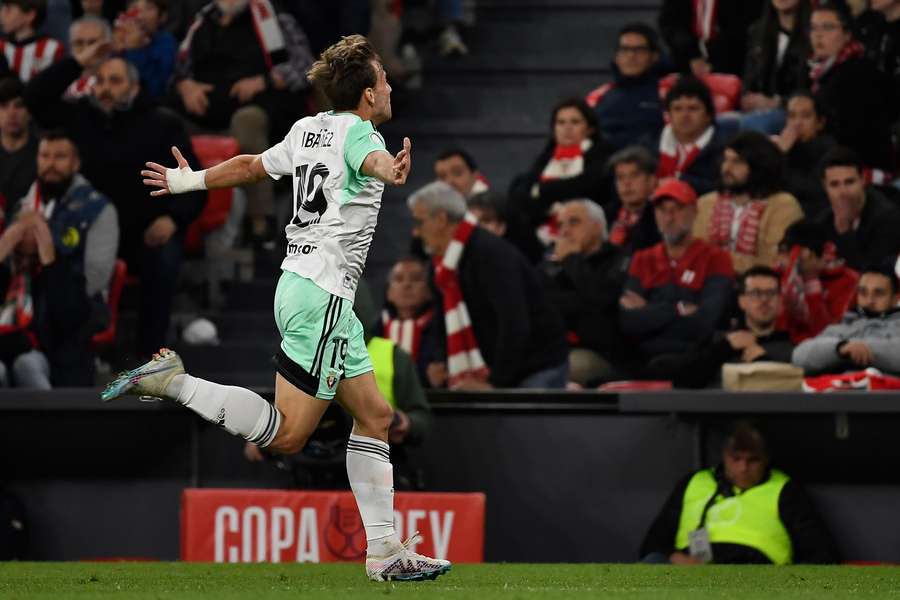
(344, 119), (387, 178)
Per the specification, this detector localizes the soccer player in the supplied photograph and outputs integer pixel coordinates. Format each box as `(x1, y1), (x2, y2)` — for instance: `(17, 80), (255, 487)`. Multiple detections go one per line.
(102, 35), (450, 582)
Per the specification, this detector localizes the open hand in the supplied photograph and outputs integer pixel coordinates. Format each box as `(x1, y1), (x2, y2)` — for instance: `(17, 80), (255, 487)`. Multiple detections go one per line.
(141, 146), (190, 197)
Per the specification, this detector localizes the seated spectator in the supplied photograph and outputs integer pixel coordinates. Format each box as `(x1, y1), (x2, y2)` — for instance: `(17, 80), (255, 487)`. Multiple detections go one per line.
(171, 0), (313, 242)
(539, 199), (630, 386)
(607, 145), (661, 254)
(855, 0), (900, 100)
(468, 190), (544, 263)
(777, 219), (858, 344)
(693, 131), (803, 273)
(647, 266), (794, 388)
(508, 97), (612, 249)
(433, 148), (488, 198)
(772, 91), (837, 217)
(114, 0), (175, 102)
(816, 147), (900, 272)
(740, 0), (812, 134)
(648, 76), (729, 196)
(64, 15), (111, 100)
(585, 22), (664, 151)
(25, 52), (204, 354)
(0, 76), (36, 216)
(793, 263), (900, 375)
(641, 421), (838, 564)
(809, 1), (897, 170)
(0, 210), (96, 387)
(620, 179), (735, 358)
(658, 0), (764, 76)
(408, 181), (569, 390)
(379, 257), (439, 386)
(0, 0), (63, 82)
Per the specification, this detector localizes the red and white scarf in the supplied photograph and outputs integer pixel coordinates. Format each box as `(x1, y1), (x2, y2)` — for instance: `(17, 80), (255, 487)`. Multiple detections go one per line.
(692, 0), (718, 44)
(0, 268), (34, 336)
(656, 124), (715, 179)
(179, 0), (286, 69)
(809, 39), (865, 93)
(433, 213), (489, 387)
(609, 207), (642, 247)
(0, 36), (63, 83)
(536, 139), (592, 245)
(381, 308), (434, 360)
(64, 74), (95, 101)
(708, 195), (767, 256)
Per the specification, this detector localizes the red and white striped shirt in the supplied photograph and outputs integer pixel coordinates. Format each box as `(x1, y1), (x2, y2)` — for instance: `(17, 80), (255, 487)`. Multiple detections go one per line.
(0, 36), (64, 83)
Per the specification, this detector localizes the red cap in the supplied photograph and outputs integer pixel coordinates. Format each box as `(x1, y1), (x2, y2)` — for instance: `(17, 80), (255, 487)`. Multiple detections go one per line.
(651, 178), (697, 206)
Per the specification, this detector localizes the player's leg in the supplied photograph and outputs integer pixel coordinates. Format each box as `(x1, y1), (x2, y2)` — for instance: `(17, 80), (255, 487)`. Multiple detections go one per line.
(337, 316), (451, 582)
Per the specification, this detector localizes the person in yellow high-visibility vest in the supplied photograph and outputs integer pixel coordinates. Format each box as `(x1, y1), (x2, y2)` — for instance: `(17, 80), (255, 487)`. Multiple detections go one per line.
(640, 421), (838, 565)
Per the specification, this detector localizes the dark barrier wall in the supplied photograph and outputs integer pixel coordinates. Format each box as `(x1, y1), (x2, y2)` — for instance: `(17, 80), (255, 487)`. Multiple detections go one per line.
(3, 391), (900, 562)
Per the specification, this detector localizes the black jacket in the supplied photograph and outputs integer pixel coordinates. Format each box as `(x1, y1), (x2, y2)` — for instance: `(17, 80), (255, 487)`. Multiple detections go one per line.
(659, 0), (764, 75)
(539, 243), (630, 361)
(814, 56), (898, 170)
(23, 57), (205, 240)
(784, 135), (837, 220)
(640, 466), (839, 564)
(855, 10), (900, 99)
(818, 188), (900, 273)
(432, 228), (568, 387)
(743, 13), (811, 98)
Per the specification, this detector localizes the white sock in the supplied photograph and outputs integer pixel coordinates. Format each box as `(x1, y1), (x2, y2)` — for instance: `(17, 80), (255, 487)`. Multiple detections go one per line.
(346, 434), (400, 557)
(167, 374), (282, 447)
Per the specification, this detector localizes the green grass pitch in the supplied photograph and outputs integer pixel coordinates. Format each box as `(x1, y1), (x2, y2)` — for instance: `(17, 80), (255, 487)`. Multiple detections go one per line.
(1, 563), (899, 599)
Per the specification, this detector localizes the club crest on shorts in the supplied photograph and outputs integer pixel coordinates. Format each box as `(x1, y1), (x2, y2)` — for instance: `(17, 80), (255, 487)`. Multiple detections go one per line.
(326, 370), (338, 389)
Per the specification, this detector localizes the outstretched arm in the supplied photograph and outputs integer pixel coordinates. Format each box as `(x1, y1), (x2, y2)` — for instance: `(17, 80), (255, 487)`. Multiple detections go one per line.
(361, 137), (412, 186)
(142, 146), (269, 196)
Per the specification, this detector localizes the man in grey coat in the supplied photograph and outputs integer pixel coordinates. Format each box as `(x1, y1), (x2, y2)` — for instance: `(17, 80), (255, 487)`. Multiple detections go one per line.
(793, 264), (900, 375)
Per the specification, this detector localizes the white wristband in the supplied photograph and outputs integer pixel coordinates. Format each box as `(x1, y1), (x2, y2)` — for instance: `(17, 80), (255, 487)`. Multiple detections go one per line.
(166, 167), (207, 194)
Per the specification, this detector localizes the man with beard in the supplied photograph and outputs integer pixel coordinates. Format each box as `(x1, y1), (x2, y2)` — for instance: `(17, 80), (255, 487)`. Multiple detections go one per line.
(693, 131), (803, 274)
(6, 130), (117, 385)
(23, 42), (204, 355)
(793, 263), (900, 375)
(620, 178), (734, 358)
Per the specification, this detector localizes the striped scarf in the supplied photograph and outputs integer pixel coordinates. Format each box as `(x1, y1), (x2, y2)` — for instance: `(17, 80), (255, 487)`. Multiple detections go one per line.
(536, 139), (592, 246)
(0, 36), (63, 83)
(809, 39), (865, 93)
(656, 124), (715, 180)
(609, 207), (642, 247)
(708, 195), (767, 256)
(381, 308), (434, 360)
(433, 213), (489, 387)
(179, 0), (286, 69)
(0, 267), (34, 339)
(692, 0), (718, 44)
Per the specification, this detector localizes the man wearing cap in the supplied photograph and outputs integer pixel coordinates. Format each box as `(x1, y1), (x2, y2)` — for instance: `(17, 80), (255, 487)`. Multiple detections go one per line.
(640, 421), (838, 565)
(620, 178), (735, 358)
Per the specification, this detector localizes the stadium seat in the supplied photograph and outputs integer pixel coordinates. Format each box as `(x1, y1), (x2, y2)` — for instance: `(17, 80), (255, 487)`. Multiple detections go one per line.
(659, 73), (743, 114)
(185, 136), (241, 255)
(91, 259), (128, 350)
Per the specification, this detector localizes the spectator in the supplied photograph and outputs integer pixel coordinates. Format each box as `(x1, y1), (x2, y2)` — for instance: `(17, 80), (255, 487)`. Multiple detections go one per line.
(648, 266), (794, 388)
(379, 257), (439, 387)
(693, 131), (803, 274)
(659, 0), (764, 76)
(776, 219), (858, 344)
(63, 15), (111, 100)
(25, 51), (204, 354)
(467, 190), (544, 263)
(408, 181), (569, 390)
(539, 199), (631, 385)
(772, 90), (837, 217)
(508, 97), (613, 249)
(740, 0), (812, 133)
(433, 148), (488, 198)
(0, 210), (96, 387)
(793, 263), (900, 375)
(809, 1), (897, 170)
(817, 147), (900, 272)
(855, 0), (900, 98)
(585, 22), (664, 150)
(607, 145), (661, 254)
(649, 76), (729, 196)
(641, 421), (838, 564)
(0, 76), (36, 216)
(0, 0), (64, 82)
(114, 0), (176, 102)
(620, 179), (735, 358)
(172, 0), (314, 242)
